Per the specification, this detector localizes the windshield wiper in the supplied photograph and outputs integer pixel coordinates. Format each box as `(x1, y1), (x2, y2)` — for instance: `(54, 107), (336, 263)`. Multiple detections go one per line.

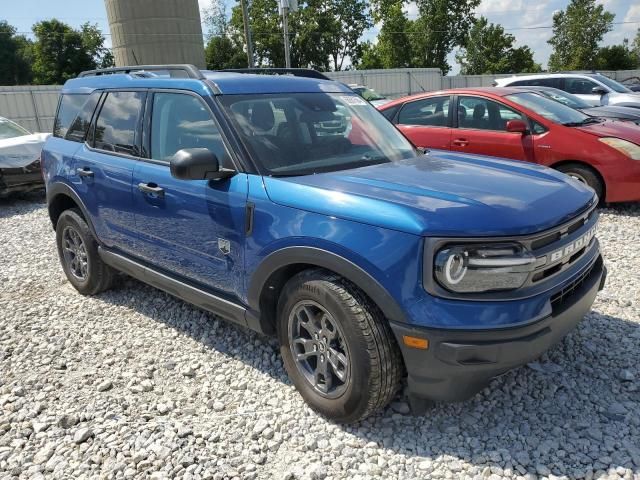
(562, 117), (602, 127)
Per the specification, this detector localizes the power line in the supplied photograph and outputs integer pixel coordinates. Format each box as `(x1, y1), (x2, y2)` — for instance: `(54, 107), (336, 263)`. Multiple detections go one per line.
(5, 19), (640, 38)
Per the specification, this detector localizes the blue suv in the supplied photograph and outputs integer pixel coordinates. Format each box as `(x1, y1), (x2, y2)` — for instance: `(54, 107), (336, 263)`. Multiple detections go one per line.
(42, 65), (606, 422)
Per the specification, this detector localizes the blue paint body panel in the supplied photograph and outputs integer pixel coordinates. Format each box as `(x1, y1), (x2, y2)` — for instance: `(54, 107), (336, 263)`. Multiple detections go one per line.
(43, 70), (600, 336)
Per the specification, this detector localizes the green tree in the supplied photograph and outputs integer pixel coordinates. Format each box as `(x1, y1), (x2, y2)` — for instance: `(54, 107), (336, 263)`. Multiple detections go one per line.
(595, 41), (639, 70)
(32, 20), (97, 84)
(456, 17), (541, 74)
(205, 36), (247, 69)
(229, 0), (371, 70)
(354, 41), (384, 69)
(631, 29), (640, 64)
(410, 0), (481, 74)
(548, 0), (614, 71)
(0, 21), (32, 85)
(373, 2), (414, 68)
(79, 23), (113, 68)
(324, 0), (372, 70)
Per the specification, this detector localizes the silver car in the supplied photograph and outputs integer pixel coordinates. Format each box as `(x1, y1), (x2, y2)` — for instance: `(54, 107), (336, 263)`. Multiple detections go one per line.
(495, 73), (640, 108)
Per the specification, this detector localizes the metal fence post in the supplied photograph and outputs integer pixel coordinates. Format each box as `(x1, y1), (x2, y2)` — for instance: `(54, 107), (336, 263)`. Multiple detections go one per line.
(29, 90), (43, 132)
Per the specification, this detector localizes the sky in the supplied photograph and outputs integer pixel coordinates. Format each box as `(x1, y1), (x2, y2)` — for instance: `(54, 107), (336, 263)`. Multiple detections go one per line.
(2, 0), (639, 74)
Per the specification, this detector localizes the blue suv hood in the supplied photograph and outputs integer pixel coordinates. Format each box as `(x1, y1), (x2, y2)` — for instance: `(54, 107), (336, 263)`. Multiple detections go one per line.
(263, 150), (596, 237)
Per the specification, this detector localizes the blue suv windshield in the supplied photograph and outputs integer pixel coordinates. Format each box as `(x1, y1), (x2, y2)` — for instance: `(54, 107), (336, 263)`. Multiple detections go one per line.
(220, 93), (416, 176)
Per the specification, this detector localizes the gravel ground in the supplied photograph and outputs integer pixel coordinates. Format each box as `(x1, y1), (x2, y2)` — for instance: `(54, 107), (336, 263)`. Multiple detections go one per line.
(0, 194), (639, 480)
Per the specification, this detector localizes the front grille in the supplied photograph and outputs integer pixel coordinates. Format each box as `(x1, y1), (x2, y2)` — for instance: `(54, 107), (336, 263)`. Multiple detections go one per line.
(550, 259), (597, 308)
(530, 207), (595, 251)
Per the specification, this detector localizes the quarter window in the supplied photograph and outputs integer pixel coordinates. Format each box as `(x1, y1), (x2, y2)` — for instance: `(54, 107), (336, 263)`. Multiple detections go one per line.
(54, 94), (89, 138)
(457, 96), (524, 131)
(93, 91), (144, 156)
(398, 97), (450, 126)
(65, 92), (101, 142)
(150, 92), (231, 166)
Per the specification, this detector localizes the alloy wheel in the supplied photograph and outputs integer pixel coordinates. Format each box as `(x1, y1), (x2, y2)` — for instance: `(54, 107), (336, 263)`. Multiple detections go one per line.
(62, 226), (88, 281)
(288, 300), (350, 398)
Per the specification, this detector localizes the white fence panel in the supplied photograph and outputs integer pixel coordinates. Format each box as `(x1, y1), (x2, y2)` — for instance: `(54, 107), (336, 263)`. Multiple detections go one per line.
(0, 85), (61, 133)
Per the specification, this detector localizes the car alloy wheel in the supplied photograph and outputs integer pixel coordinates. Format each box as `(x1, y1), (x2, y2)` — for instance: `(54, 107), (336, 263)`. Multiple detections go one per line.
(288, 300), (350, 398)
(61, 225), (88, 281)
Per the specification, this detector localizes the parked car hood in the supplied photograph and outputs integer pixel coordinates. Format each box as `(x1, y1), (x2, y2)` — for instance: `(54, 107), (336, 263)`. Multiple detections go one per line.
(577, 119), (640, 141)
(263, 150), (595, 237)
(0, 133), (50, 169)
(584, 105), (640, 122)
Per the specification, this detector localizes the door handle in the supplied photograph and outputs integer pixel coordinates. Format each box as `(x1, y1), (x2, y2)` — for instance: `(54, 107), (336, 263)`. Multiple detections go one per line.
(77, 167), (94, 178)
(138, 182), (165, 197)
(453, 139), (469, 147)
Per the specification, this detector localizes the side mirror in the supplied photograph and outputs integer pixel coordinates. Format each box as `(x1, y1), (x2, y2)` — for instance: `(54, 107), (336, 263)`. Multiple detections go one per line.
(170, 148), (235, 181)
(591, 86), (608, 96)
(506, 119), (528, 134)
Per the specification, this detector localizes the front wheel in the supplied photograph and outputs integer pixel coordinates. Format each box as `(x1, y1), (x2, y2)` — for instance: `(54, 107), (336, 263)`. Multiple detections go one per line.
(277, 269), (403, 423)
(556, 163), (604, 202)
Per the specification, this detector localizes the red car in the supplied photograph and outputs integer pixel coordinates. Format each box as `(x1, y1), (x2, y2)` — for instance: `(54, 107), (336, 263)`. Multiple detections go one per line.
(378, 87), (640, 203)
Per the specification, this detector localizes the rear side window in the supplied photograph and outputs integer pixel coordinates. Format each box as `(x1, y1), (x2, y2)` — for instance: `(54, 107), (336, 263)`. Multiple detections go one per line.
(92, 91), (145, 156)
(65, 92), (101, 142)
(54, 94), (89, 138)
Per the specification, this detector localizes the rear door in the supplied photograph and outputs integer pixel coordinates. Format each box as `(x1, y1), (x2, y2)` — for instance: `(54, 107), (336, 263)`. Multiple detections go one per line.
(451, 95), (535, 162)
(131, 90), (248, 298)
(73, 90), (145, 253)
(393, 96), (452, 149)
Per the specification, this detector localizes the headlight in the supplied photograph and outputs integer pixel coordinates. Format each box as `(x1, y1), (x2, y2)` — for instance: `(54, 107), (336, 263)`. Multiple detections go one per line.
(599, 137), (640, 160)
(434, 243), (537, 293)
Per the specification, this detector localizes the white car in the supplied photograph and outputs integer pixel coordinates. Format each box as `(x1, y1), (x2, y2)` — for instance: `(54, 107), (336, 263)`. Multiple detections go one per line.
(495, 73), (640, 108)
(0, 117), (50, 197)
(348, 84), (392, 107)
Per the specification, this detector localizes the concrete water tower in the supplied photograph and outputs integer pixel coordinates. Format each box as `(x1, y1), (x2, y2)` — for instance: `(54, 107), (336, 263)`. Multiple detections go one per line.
(105, 0), (206, 68)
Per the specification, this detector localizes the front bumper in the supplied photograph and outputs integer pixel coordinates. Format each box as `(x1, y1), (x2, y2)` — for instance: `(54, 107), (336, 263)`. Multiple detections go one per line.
(0, 162), (44, 197)
(391, 254), (606, 404)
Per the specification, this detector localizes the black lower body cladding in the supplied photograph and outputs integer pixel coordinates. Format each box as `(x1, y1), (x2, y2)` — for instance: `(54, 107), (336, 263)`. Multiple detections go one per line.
(391, 255), (606, 406)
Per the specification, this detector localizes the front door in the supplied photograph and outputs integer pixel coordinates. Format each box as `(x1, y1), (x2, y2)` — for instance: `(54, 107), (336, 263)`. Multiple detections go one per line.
(131, 91), (248, 299)
(394, 95), (453, 150)
(451, 95), (535, 163)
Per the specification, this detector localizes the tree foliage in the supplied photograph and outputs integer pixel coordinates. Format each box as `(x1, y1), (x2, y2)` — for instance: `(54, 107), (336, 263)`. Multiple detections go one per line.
(595, 40), (639, 70)
(410, 0), (480, 74)
(456, 17), (540, 74)
(31, 19), (111, 84)
(548, 0), (614, 71)
(0, 21), (32, 85)
(229, 0), (371, 70)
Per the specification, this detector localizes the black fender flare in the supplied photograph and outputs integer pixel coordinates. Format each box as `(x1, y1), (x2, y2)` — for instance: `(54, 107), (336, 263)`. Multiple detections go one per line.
(46, 181), (98, 238)
(247, 246), (407, 324)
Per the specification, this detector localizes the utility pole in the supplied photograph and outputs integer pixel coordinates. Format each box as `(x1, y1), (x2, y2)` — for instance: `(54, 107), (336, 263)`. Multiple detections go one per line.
(282, 5), (291, 68)
(279, 0), (297, 68)
(240, 0), (254, 68)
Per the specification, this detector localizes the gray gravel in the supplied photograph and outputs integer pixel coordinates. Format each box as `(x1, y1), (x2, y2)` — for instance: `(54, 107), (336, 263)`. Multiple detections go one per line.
(1, 194), (639, 480)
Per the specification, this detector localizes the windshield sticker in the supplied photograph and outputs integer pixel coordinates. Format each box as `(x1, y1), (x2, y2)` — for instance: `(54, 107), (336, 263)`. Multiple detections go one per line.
(341, 96), (368, 106)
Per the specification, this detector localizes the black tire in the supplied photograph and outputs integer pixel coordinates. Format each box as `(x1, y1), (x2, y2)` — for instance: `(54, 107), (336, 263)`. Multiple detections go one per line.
(277, 268), (403, 423)
(556, 163), (604, 202)
(55, 208), (115, 295)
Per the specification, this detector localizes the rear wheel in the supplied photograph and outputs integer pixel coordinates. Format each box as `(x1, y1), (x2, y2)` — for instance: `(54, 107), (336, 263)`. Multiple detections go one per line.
(277, 269), (402, 423)
(556, 163), (604, 202)
(56, 208), (115, 295)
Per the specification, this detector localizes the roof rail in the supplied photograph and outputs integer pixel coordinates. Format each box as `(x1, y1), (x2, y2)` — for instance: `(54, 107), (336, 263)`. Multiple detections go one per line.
(78, 64), (204, 80)
(220, 68), (332, 81)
